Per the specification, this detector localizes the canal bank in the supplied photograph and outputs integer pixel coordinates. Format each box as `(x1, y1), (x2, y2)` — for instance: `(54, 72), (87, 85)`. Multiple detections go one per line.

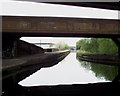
(2, 50), (70, 96)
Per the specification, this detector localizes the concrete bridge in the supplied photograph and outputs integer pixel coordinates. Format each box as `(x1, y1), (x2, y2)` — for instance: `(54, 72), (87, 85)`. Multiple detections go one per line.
(2, 1), (120, 96)
(2, 15), (120, 96)
(2, 16), (120, 37)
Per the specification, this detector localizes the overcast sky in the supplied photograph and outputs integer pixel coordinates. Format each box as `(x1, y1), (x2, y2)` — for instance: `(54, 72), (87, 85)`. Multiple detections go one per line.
(1, 0), (120, 2)
(20, 37), (82, 46)
(2, 0), (118, 19)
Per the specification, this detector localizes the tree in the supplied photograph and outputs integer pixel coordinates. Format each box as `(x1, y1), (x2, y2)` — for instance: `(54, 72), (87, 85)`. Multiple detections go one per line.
(55, 42), (70, 50)
(97, 38), (118, 55)
(76, 38), (119, 81)
(76, 38), (118, 55)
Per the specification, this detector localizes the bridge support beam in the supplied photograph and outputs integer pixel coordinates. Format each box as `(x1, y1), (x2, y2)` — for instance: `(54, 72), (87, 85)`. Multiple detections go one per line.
(2, 16), (120, 37)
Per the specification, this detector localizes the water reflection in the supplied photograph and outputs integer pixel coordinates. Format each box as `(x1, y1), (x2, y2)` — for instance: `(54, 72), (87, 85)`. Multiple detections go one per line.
(77, 56), (118, 81)
(19, 52), (114, 87)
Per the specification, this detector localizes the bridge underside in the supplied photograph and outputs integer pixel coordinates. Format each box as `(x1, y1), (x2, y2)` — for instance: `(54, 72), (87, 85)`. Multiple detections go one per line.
(2, 16), (120, 67)
(2, 16), (120, 37)
(2, 16), (120, 96)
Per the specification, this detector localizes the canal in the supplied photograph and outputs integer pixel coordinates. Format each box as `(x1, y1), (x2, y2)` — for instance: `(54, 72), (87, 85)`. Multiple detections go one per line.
(19, 52), (118, 86)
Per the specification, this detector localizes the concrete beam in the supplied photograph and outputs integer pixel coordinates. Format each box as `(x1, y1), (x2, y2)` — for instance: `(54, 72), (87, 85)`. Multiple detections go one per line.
(2, 16), (120, 37)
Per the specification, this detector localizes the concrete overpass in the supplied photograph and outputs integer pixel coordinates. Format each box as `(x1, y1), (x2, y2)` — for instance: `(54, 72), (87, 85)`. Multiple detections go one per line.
(2, 16), (120, 37)
(2, 1), (120, 96)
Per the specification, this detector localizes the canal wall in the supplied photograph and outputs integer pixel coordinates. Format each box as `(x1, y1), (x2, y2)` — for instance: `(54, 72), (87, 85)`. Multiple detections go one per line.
(2, 50), (70, 96)
(13, 40), (44, 57)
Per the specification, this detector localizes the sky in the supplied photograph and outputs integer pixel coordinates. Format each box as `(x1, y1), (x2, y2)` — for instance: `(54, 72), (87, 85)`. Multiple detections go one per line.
(1, 0), (119, 46)
(1, 0), (119, 19)
(20, 37), (82, 46)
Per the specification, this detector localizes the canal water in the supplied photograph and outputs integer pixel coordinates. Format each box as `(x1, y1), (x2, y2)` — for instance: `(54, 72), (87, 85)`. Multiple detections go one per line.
(19, 52), (118, 86)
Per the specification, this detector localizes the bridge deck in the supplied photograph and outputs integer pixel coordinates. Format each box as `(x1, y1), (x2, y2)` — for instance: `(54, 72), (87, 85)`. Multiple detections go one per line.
(2, 16), (120, 37)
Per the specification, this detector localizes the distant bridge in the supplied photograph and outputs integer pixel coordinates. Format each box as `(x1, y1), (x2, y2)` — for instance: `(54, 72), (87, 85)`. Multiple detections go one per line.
(32, 43), (55, 45)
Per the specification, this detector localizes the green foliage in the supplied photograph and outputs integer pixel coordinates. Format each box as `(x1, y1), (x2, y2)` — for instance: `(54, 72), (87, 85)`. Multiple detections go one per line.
(77, 50), (92, 54)
(63, 44), (70, 50)
(49, 44), (53, 47)
(77, 59), (118, 81)
(97, 38), (118, 55)
(91, 63), (118, 80)
(55, 42), (70, 50)
(76, 38), (119, 81)
(76, 38), (118, 55)
(76, 38), (99, 53)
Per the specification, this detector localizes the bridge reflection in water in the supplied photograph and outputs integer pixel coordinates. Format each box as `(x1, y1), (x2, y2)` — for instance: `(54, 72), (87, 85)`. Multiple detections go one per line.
(19, 52), (118, 86)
